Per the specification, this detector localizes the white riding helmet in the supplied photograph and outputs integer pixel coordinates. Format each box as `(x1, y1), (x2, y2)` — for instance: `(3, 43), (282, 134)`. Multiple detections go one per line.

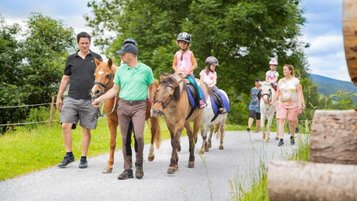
(269, 58), (278, 65)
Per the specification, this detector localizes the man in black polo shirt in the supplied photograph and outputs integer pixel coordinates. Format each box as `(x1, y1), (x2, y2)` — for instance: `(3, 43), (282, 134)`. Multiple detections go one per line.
(56, 32), (102, 169)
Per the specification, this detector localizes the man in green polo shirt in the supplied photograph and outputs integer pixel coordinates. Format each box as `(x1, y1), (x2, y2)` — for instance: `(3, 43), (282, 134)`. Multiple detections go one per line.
(92, 42), (154, 180)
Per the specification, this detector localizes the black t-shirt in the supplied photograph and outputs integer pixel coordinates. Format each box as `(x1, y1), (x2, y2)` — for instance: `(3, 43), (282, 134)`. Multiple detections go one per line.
(64, 50), (102, 100)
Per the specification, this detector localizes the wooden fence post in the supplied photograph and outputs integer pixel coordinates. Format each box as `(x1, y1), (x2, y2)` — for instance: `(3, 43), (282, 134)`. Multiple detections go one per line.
(49, 96), (55, 127)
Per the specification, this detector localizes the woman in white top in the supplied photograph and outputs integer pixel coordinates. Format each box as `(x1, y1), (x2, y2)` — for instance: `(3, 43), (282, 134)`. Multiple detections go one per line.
(272, 64), (304, 146)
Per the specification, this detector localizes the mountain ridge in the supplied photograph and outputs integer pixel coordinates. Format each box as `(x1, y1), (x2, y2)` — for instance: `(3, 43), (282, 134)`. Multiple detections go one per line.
(309, 73), (357, 95)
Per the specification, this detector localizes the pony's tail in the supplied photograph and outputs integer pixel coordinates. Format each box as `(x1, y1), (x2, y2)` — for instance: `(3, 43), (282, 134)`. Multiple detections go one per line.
(150, 116), (161, 149)
(215, 123), (223, 140)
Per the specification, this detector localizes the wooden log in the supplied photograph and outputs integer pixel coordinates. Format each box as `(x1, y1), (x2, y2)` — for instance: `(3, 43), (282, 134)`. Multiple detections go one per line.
(267, 160), (357, 201)
(310, 110), (357, 164)
(343, 0), (357, 84)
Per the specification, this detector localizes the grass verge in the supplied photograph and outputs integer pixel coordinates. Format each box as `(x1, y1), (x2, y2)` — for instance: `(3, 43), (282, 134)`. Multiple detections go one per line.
(233, 135), (310, 201)
(0, 117), (171, 181)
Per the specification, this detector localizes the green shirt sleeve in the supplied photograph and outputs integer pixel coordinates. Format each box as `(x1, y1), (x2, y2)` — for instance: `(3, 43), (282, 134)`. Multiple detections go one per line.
(146, 67), (154, 85)
(114, 68), (121, 86)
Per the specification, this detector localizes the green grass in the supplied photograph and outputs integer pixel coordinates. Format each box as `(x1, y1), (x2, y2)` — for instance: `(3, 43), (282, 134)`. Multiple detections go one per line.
(0, 115), (242, 181)
(0, 117), (171, 181)
(234, 135), (310, 201)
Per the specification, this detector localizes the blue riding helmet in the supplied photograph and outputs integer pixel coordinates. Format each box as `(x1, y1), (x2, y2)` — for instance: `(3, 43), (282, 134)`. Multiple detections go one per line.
(123, 38), (137, 46)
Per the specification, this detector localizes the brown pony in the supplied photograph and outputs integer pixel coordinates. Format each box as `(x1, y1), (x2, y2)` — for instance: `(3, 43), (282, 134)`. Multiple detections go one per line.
(151, 73), (207, 174)
(91, 58), (160, 173)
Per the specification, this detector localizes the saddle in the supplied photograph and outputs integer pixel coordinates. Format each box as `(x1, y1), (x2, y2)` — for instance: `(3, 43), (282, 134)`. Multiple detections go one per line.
(186, 84), (198, 108)
(208, 89), (225, 114)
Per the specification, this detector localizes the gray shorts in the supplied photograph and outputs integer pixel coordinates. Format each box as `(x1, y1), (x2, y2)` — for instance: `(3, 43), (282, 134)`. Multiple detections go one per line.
(60, 97), (98, 129)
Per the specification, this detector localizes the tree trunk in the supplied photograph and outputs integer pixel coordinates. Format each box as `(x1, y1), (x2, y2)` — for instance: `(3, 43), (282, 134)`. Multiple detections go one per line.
(343, 0), (357, 84)
(310, 110), (357, 164)
(267, 160), (357, 201)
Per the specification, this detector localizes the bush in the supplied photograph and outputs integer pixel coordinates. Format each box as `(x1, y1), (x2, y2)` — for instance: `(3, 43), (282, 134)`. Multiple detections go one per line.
(25, 106), (50, 128)
(228, 93), (249, 125)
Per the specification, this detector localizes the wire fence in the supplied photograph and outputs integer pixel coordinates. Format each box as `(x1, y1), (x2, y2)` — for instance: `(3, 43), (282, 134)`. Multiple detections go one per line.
(0, 120), (58, 127)
(0, 97), (56, 128)
(0, 103), (51, 109)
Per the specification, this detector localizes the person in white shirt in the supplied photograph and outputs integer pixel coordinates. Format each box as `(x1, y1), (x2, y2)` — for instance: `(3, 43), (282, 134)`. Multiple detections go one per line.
(272, 64), (304, 146)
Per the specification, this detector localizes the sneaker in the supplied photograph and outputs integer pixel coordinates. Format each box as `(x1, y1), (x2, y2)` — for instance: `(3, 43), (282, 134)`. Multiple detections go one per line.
(118, 169), (134, 180)
(135, 162), (144, 179)
(290, 136), (295, 145)
(295, 127), (299, 133)
(58, 155), (75, 168)
(278, 139), (284, 146)
(246, 128), (251, 133)
(79, 158), (88, 169)
(199, 100), (207, 109)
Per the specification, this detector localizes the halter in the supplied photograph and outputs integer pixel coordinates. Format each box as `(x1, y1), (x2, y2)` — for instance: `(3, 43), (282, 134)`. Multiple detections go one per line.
(153, 85), (175, 109)
(92, 72), (114, 97)
(261, 88), (272, 104)
(153, 77), (184, 110)
(91, 71), (115, 117)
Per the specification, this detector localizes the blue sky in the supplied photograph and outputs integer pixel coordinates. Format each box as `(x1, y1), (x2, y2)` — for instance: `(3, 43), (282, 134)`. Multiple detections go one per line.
(0, 0), (351, 81)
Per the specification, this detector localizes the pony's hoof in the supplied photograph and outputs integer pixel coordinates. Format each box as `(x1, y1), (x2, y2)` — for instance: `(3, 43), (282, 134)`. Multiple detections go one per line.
(207, 142), (212, 149)
(103, 167), (113, 174)
(199, 148), (205, 155)
(177, 145), (181, 152)
(219, 145), (224, 150)
(274, 136), (279, 140)
(188, 162), (195, 168)
(167, 167), (176, 175)
(204, 147), (209, 152)
(148, 155), (155, 162)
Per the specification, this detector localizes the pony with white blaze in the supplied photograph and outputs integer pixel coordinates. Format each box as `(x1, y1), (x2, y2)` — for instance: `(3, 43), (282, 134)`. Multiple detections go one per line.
(199, 88), (229, 154)
(259, 81), (277, 142)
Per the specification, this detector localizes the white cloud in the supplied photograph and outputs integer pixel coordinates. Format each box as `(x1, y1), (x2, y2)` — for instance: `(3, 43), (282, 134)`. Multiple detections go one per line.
(305, 35), (343, 56)
(307, 51), (350, 81)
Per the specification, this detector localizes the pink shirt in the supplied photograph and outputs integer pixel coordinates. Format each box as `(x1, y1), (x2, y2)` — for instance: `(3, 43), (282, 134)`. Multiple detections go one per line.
(175, 50), (193, 75)
(199, 70), (217, 88)
(266, 70), (279, 84)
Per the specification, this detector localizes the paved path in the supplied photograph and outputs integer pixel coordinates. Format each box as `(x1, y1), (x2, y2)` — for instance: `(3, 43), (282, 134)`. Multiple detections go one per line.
(0, 131), (304, 201)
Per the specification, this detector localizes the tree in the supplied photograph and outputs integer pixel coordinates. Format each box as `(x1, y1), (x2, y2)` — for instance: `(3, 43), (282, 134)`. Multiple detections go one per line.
(0, 16), (27, 133)
(21, 13), (75, 104)
(86, 0), (316, 124)
(0, 14), (75, 133)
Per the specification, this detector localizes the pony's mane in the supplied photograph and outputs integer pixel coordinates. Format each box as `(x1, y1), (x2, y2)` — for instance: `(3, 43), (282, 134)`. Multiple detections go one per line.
(161, 74), (183, 101)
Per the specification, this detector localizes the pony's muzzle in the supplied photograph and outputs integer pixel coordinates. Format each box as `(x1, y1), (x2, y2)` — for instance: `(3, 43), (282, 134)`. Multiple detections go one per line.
(91, 87), (102, 99)
(151, 109), (163, 117)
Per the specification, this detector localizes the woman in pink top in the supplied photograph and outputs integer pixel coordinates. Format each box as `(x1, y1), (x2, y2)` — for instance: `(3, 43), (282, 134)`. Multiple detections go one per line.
(172, 32), (206, 108)
(272, 64), (304, 146)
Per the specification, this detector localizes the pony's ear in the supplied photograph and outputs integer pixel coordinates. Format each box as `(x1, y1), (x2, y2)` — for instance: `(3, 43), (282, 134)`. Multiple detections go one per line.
(176, 72), (186, 79)
(160, 74), (168, 81)
(94, 58), (101, 66)
(107, 58), (113, 68)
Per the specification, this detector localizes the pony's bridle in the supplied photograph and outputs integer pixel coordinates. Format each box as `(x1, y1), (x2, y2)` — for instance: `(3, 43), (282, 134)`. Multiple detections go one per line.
(92, 73), (114, 98)
(153, 85), (175, 109)
(91, 72), (115, 117)
(261, 88), (272, 104)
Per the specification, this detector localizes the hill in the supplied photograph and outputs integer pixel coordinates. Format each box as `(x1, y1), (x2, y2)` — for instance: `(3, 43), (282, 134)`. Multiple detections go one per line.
(309, 74), (357, 95)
